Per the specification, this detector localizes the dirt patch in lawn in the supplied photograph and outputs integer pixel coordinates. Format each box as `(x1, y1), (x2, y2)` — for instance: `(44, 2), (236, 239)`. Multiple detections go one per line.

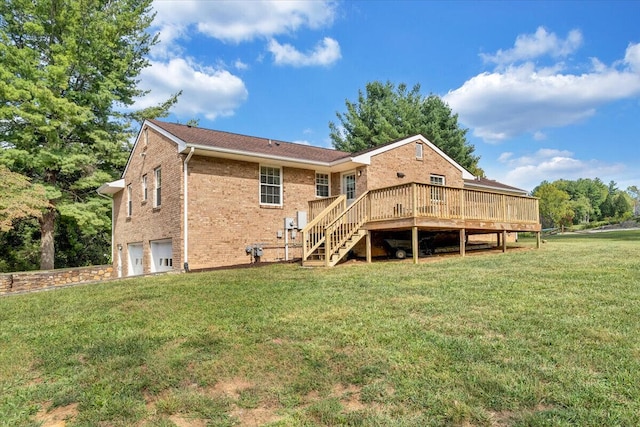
(35, 402), (78, 427)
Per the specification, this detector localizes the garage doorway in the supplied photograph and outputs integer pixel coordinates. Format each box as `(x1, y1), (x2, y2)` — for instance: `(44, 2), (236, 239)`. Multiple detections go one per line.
(150, 239), (173, 273)
(127, 243), (143, 276)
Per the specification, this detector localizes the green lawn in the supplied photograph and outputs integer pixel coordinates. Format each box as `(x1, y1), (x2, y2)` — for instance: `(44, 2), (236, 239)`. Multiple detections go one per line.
(1, 231), (639, 426)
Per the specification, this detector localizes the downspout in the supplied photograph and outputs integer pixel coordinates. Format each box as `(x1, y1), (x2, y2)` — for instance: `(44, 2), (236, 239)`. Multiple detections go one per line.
(183, 147), (195, 272)
(96, 190), (119, 277)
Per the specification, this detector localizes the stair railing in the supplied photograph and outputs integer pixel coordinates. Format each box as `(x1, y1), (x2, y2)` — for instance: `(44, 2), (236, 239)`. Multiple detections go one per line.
(301, 195), (346, 262)
(324, 191), (370, 267)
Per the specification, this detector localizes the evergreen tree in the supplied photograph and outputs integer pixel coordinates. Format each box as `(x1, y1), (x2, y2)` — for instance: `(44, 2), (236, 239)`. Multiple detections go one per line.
(0, 0), (179, 270)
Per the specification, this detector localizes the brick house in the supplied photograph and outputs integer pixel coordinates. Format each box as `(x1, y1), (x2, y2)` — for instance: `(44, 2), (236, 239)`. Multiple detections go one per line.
(98, 120), (540, 276)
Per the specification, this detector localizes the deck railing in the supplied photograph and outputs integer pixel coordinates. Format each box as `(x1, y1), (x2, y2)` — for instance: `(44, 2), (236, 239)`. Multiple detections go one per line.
(308, 195), (344, 220)
(367, 182), (539, 224)
(302, 182), (539, 265)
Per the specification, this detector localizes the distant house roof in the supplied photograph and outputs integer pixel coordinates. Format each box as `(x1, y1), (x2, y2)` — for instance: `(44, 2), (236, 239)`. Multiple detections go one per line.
(464, 177), (529, 195)
(148, 120), (351, 164)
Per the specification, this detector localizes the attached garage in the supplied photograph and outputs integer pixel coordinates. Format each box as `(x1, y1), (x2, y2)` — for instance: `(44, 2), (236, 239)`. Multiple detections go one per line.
(128, 243), (143, 276)
(150, 239), (173, 273)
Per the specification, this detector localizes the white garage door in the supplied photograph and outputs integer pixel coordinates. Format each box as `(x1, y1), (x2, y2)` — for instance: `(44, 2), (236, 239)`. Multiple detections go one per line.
(151, 239), (173, 273)
(128, 243), (143, 276)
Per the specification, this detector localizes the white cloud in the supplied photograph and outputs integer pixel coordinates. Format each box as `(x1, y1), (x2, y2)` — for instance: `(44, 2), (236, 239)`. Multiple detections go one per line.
(136, 58), (248, 120)
(445, 38), (640, 142)
(152, 0), (337, 44)
(481, 27), (582, 66)
(142, 0), (338, 121)
(533, 131), (546, 141)
(234, 59), (249, 71)
(625, 42), (640, 72)
(492, 148), (626, 191)
(268, 37), (341, 67)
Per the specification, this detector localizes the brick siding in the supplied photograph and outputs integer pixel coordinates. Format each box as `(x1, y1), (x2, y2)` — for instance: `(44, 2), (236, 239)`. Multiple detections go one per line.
(366, 140), (464, 190)
(112, 127), (184, 276)
(187, 156), (316, 269)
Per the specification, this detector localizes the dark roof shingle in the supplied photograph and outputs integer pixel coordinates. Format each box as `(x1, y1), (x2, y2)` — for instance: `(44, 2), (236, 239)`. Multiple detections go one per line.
(464, 177), (528, 194)
(149, 119), (351, 163)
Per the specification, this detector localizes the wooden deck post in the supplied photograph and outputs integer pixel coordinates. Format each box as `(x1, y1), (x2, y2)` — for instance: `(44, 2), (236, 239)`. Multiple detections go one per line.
(325, 226), (331, 267)
(459, 228), (466, 257)
(412, 182), (418, 217)
(496, 232), (501, 248)
(302, 230), (307, 262)
(412, 226), (419, 264)
(536, 231), (541, 249)
(366, 230), (372, 263)
(502, 230), (507, 253)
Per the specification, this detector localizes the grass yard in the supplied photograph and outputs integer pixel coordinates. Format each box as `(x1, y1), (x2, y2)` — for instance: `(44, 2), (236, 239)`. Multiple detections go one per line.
(1, 231), (639, 426)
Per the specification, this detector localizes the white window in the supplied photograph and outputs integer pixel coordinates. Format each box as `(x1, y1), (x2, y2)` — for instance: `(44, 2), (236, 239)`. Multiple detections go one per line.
(315, 173), (329, 198)
(154, 167), (162, 207)
(127, 184), (132, 217)
(430, 174), (445, 201)
(141, 175), (147, 201)
(260, 166), (282, 205)
(415, 143), (423, 159)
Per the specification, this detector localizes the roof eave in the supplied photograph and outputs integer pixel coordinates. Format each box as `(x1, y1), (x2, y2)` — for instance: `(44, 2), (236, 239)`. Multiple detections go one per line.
(464, 181), (529, 196)
(182, 143), (360, 170)
(97, 179), (125, 195)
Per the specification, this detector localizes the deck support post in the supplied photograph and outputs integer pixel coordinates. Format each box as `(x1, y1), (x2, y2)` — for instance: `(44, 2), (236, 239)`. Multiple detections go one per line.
(366, 230), (372, 263)
(502, 230), (507, 253)
(536, 231), (541, 249)
(459, 229), (466, 257)
(412, 226), (419, 264)
(496, 232), (501, 248)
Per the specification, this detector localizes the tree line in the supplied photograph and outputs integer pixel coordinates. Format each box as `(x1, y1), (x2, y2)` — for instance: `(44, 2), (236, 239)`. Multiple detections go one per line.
(533, 179), (639, 230)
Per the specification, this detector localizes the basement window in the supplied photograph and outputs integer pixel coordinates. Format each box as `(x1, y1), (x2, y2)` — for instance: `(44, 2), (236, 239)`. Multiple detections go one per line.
(260, 165), (282, 205)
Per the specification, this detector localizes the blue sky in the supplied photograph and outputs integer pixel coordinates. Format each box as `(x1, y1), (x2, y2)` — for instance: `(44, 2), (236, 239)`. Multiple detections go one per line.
(137, 1), (640, 192)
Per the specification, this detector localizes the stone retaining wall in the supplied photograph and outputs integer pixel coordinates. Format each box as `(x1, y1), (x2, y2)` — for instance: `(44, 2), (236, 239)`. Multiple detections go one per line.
(0, 265), (113, 295)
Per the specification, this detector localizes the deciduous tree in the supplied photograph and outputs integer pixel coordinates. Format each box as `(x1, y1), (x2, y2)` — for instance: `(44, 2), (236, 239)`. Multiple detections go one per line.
(533, 181), (574, 229)
(0, 165), (49, 232)
(626, 185), (639, 216)
(0, 0), (178, 270)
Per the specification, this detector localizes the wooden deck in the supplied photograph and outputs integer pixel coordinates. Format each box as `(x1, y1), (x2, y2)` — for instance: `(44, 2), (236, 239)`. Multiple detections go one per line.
(302, 182), (541, 266)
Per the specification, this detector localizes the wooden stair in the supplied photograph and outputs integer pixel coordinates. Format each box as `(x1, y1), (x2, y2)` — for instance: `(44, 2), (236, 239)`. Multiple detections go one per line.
(302, 229), (367, 267)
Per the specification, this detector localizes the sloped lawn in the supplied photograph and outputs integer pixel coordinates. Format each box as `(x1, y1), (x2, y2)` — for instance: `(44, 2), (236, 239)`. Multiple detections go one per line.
(1, 231), (639, 426)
